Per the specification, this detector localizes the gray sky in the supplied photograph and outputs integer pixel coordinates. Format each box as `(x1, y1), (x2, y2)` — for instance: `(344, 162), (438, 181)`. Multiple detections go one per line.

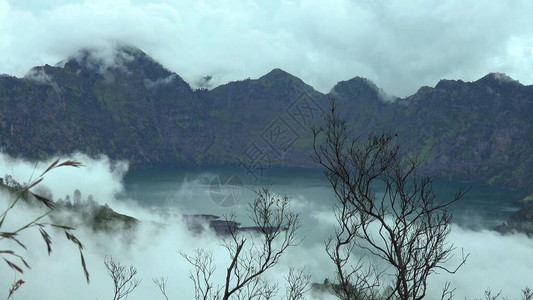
(1, 0), (533, 96)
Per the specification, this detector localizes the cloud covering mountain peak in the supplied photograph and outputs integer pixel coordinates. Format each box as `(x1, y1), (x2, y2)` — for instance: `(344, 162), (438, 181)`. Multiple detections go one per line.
(2, 0), (533, 97)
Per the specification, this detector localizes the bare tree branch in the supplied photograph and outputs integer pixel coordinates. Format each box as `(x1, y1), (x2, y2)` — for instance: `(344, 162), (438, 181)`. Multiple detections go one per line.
(180, 249), (217, 300)
(105, 256), (141, 300)
(312, 98), (468, 300)
(183, 188), (304, 300)
(153, 277), (170, 300)
(284, 267), (311, 300)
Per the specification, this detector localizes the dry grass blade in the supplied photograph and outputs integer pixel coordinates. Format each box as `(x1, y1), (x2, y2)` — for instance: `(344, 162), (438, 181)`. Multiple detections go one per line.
(1, 157), (90, 286)
(1, 233), (28, 250)
(1, 251), (31, 269)
(1, 232), (16, 238)
(7, 279), (25, 300)
(79, 249), (90, 284)
(7, 279), (25, 299)
(31, 192), (55, 209)
(3, 258), (23, 274)
(18, 256), (30, 269)
(21, 177), (43, 194)
(65, 231), (84, 249)
(39, 227), (52, 255)
(65, 230), (90, 283)
(24, 160), (83, 194)
(39, 158), (60, 177)
(51, 224), (76, 230)
(56, 160), (84, 168)
(8, 235), (27, 250)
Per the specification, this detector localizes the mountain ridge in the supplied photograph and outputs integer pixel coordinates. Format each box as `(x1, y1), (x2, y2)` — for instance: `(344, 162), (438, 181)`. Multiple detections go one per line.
(1, 44), (533, 193)
(12, 45), (532, 103)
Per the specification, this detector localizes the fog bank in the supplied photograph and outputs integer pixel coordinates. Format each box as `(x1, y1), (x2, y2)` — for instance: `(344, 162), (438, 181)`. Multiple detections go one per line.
(1, 153), (531, 299)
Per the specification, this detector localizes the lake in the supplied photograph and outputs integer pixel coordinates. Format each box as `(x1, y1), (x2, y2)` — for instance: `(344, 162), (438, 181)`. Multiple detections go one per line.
(121, 167), (525, 243)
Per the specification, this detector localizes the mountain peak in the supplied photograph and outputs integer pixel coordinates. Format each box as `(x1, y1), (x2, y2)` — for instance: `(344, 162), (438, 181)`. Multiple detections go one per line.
(331, 76), (396, 102)
(346, 76), (377, 88)
(67, 43), (139, 70)
(260, 68), (298, 80)
(434, 78), (466, 90)
(476, 72), (522, 86)
(60, 42), (173, 83)
(256, 68), (317, 93)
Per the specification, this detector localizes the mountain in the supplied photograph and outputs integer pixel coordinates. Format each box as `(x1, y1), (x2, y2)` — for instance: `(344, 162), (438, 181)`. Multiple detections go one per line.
(393, 73), (533, 191)
(0, 45), (210, 167)
(1, 45), (532, 193)
(197, 68), (327, 167)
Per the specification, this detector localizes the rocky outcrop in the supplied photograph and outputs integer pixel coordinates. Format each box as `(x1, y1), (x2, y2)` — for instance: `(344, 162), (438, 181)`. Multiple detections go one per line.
(495, 197), (533, 235)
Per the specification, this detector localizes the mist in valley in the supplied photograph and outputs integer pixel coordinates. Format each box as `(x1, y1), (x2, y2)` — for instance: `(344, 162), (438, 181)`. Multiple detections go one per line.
(1, 153), (531, 299)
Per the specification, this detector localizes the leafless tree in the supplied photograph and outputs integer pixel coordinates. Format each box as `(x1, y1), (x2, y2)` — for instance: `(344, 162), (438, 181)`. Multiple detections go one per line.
(181, 248), (216, 300)
(182, 187), (305, 300)
(153, 277), (170, 300)
(476, 287), (533, 300)
(105, 256), (141, 300)
(312, 100), (468, 300)
(479, 289), (503, 300)
(439, 282), (455, 300)
(284, 267), (311, 300)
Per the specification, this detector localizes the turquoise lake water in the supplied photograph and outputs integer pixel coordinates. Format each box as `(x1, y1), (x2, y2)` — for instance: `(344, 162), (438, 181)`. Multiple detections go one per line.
(121, 167), (524, 237)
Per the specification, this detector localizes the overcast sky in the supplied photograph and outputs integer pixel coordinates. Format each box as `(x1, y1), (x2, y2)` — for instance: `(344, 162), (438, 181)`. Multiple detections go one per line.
(1, 0), (533, 96)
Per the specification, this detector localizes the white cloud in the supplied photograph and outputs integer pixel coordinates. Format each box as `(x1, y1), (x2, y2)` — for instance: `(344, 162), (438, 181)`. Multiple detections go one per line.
(0, 153), (322, 299)
(0, 0), (533, 96)
(0, 152), (128, 207)
(144, 74), (176, 89)
(428, 227), (533, 299)
(491, 72), (521, 84)
(1, 153), (533, 299)
(24, 67), (53, 84)
(71, 45), (135, 78)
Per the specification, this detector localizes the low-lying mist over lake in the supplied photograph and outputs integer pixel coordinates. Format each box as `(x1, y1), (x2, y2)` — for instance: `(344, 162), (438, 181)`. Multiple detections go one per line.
(1, 153), (532, 299)
(122, 166), (524, 232)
